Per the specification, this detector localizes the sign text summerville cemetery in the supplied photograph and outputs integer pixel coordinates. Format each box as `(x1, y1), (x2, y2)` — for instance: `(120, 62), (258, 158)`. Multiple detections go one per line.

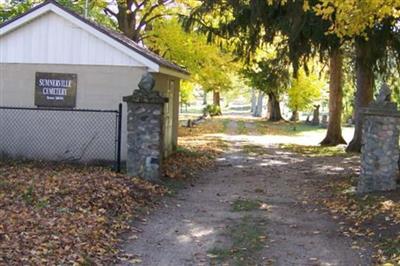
(35, 72), (77, 108)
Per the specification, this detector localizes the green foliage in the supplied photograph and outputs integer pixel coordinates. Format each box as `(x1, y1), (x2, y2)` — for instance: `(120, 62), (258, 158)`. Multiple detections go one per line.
(288, 69), (324, 112)
(0, 0), (117, 29)
(203, 104), (222, 116)
(243, 48), (291, 101)
(0, 0), (34, 23)
(186, 0), (340, 75)
(179, 81), (195, 105)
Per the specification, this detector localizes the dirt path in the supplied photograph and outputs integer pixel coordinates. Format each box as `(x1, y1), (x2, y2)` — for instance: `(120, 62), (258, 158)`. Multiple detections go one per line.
(119, 118), (372, 266)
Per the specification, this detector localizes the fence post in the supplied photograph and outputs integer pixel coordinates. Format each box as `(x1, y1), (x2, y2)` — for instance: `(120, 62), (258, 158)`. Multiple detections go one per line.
(116, 103), (123, 173)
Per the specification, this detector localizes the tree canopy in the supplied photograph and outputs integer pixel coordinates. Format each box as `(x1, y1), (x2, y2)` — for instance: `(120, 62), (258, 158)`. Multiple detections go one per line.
(146, 17), (240, 105)
(288, 69), (324, 113)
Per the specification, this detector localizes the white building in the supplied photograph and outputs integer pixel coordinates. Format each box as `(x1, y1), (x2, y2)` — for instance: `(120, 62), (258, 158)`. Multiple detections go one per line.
(0, 0), (189, 163)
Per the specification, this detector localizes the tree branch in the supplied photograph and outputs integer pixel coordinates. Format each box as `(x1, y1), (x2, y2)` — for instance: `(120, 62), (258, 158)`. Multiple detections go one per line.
(104, 7), (117, 17)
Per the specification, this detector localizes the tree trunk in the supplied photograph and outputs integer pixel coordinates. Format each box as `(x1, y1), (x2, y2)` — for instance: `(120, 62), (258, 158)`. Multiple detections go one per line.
(346, 39), (374, 153)
(251, 88), (257, 113)
(312, 105), (320, 125)
(213, 90), (221, 107)
(290, 110), (299, 121)
(253, 91), (264, 117)
(267, 93), (283, 121)
(115, 4), (137, 41)
(212, 90), (222, 115)
(320, 48), (347, 146)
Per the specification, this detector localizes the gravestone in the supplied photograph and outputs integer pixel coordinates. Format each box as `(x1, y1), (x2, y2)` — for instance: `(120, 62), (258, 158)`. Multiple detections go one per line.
(358, 84), (400, 193)
(321, 115), (328, 128)
(123, 73), (168, 182)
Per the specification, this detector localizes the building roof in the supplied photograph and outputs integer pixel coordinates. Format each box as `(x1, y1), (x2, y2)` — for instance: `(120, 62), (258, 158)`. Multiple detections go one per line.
(0, 0), (189, 79)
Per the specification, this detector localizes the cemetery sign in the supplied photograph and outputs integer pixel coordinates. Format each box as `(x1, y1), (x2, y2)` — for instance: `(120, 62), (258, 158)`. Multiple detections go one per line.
(35, 72), (77, 108)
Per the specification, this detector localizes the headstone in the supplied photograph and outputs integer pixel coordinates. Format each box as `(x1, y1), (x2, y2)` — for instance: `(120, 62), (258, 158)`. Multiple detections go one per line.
(311, 105), (320, 125)
(123, 73), (168, 182)
(321, 114), (328, 128)
(358, 84), (400, 193)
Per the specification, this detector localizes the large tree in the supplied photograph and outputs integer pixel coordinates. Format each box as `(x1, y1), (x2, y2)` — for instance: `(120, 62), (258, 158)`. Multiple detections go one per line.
(146, 17), (238, 110)
(1, 0), (170, 41)
(314, 0), (400, 151)
(186, 0), (347, 143)
(320, 48), (347, 145)
(104, 0), (175, 42)
(244, 57), (290, 121)
(288, 68), (324, 122)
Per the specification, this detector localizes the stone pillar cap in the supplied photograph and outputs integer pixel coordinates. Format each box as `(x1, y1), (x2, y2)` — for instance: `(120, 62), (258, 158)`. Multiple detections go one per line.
(123, 73), (168, 104)
(361, 83), (400, 116)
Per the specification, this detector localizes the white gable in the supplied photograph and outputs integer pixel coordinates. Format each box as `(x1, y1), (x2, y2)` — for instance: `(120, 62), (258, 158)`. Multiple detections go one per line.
(0, 11), (147, 67)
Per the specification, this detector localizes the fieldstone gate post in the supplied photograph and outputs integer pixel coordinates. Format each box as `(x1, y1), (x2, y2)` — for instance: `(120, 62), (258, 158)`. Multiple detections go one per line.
(123, 73), (168, 182)
(358, 84), (400, 193)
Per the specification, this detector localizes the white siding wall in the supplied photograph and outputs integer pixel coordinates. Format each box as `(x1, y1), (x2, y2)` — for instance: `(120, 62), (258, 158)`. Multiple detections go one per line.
(0, 64), (179, 161)
(0, 63), (147, 161)
(0, 12), (144, 67)
(0, 7), (182, 163)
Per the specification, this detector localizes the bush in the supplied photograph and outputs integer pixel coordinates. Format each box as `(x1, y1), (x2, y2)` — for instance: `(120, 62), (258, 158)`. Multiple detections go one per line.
(204, 104), (222, 116)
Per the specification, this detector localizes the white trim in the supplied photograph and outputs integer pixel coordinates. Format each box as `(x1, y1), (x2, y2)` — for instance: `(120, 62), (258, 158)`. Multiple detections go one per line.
(157, 66), (190, 80)
(0, 3), (161, 73)
(50, 5), (160, 72)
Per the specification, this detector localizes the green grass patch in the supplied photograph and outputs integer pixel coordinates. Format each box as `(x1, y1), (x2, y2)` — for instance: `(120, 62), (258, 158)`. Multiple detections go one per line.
(378, 238), (400, 264)
(237, 120), (248, 135)
(222, 119), (230, 133)
(215, 138), (230, 150)
(175, 146), (205, 158)
(208, 216), (267, 265)
(231, 198), (262, 212)
(256, 121), (325, 136)
(279, 144), (348, 157)
(242, 144), (269, 155)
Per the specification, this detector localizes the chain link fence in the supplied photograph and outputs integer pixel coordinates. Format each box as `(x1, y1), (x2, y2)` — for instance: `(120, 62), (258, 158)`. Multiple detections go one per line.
(0, 105), (122, 171)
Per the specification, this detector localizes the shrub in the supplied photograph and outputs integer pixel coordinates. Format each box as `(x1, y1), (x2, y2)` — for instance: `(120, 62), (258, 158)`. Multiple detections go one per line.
(204, 104), (222, 116)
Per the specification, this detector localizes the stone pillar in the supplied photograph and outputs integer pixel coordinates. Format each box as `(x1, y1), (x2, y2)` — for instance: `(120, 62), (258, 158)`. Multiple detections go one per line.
(358, 84), (400, 193)
(123, 73), (168, 182)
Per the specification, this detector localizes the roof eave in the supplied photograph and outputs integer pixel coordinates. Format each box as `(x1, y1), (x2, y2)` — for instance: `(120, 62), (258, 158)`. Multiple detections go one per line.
(0, 0), (190, 78)
(156, 66), (190, 80)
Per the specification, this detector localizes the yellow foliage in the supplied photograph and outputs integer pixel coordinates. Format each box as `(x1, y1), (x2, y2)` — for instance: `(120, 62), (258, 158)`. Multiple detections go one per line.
(314, 0), (400, 37)
(269, 0), (400, 37)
